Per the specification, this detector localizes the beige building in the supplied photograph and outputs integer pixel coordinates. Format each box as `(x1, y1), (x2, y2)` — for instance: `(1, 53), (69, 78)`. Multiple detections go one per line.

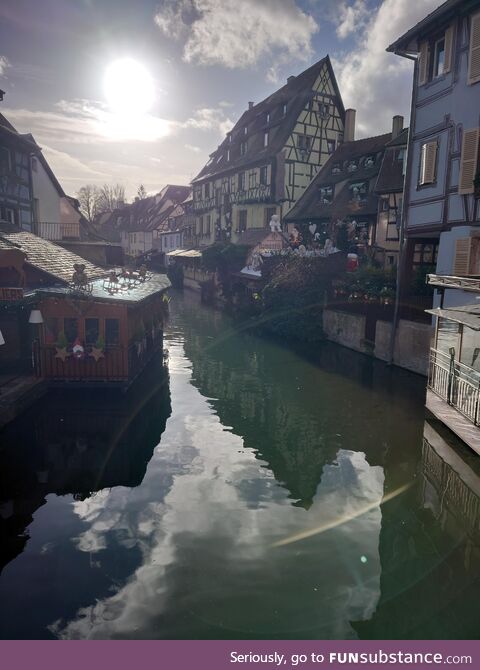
(191, 56), (345, 247)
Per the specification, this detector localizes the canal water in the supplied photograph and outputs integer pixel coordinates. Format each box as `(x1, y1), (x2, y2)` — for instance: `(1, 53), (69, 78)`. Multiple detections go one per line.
(1, 291), (480, 639)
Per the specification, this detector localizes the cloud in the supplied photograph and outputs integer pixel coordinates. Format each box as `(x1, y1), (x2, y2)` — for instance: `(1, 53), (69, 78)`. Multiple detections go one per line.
(334, 0), (441, 137)
(0, 55), (10, 75)
(184, 106), (234, 136)
(185, 143), (201, 152)
(154, 0), (318, 75)
(336, 0), (370, 39)
(1, 100), (174, 145)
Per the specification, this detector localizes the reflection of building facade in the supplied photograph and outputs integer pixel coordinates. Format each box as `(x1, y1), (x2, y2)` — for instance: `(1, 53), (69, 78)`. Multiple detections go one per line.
(191, 57), (345, 247)
(0, 359), (171, 576)
(354, 419), (480, 639)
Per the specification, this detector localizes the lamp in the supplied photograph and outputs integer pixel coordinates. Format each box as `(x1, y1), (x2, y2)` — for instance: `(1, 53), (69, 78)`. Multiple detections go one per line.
(29, 309), (44, 324)
(0, 329), (4, 345)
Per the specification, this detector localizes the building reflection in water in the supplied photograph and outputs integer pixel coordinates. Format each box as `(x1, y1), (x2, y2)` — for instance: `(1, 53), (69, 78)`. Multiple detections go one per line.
(354, 419), (480, 639)
(0, 355), (171, 577)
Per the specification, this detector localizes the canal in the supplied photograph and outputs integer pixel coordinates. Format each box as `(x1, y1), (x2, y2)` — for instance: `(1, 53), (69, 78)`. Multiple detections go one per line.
(1, 291), (480, 639)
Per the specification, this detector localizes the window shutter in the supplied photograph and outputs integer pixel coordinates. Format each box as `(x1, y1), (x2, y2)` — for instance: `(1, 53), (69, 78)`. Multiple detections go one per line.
(468, 12), (480, 84)
(420, 141), (437, 185)
(459, 128), (480, 194)
(453, 238), (472, 276)
(443, 25), (454, 74)
(418, 41), (429, 86)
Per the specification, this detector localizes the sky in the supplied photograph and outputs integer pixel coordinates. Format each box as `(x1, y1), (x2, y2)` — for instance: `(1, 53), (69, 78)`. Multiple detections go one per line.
(0, 0), (442, 200)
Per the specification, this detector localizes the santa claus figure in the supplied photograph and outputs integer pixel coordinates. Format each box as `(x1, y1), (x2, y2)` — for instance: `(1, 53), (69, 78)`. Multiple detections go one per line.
(72, 338), (85, 359)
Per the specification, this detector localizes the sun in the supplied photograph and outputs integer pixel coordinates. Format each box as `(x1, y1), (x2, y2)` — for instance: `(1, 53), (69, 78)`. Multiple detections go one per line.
(104, 58), (155, 116)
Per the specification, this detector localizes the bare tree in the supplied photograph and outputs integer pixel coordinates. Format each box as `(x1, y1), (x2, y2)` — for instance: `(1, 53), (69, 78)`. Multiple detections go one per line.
(77, 184), (100, 223)
(97, 183), (126, 212)
(137, 184), (147, 199)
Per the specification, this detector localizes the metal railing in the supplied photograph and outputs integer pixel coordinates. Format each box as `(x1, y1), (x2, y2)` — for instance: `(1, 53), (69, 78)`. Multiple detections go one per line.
(35, 221), (81, 241)
(428, 348), (480, 426)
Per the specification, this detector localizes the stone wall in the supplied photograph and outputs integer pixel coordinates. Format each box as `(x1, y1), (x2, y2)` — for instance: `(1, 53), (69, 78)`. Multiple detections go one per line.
(323, 309), (433, 376)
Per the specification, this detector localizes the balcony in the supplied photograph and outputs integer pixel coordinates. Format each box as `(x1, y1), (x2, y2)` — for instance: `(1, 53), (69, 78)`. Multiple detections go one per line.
(35, 221), (81, 241)
(428, 348), (480, 426)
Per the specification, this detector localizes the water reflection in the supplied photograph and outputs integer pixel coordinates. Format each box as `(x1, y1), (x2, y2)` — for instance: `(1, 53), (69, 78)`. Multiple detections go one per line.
(0, 292), (479, 639)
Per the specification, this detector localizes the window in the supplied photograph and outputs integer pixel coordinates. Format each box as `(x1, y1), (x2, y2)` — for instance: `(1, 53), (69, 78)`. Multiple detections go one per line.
(433, 37), (446, 77)
(297, 135), (311, 151)
(240, 142), (247, 156)
(364, 154), (376, 168)
(419, 140), (437, 185)
(248, 170), (256, 189)
(0, 147), (11, 173)
(85, 318), (100, 346)
(265, 112), (270, 124)
(44, 317), (59, 345)
(244, 126), (248, 135)
(319, 185), (333, 204)
(198, 216), (204, 235)
(205, 215), (211, 234)
(282, 103), (287, 116)
(331, 162), (342, 174)
(459, 128), (480, 194)
(64, 318), (78, 344)
(452, 237), (480, 276)
(3, 207), (16, 224)
(31, 157), (38, 172)
(264, 207), (276, 226)
(381, 197), (389, 211)
(105, 319), (120, 346)
(319, 103), (330, 119)
(238, 209), (247, 232)
(349, 181), (368, 201)
(327, 140), (336, 154)
(347, 160), (358, 172)
(259, 166), (268, 185)
(468, 12), (480, 85)
(264, 132), (269, 148)
(227, 149), (230, 162)
(238, 172), (246, 191)
(413, 241), (438, 266)
(204, 182), (210, 198)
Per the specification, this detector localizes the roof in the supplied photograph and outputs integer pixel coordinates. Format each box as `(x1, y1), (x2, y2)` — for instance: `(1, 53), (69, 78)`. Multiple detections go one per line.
(192, 55), (345, 183)
(99, 185), (191, 234)
(0, 224), (106, 284)
(233, 227), (289, 248)
(387, 0), (471, 53)
(426, 305), (480, 331)
(285, 132), (392, 222)
(26, 134), (66, 198)
(375, 129), (408, 194)
(35, 272), (171, 304)
(166, 249), (202, 258)
(0, 113), (39, 151)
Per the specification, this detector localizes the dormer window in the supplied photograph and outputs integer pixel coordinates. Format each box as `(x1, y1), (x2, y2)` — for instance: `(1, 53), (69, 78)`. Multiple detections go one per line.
(347, 160), (358, 172)
(349, 181), (368, 202)
(282, 103), (287, 116)
(244, 126), (248, 136)
(265, 112), (270, 124)
(332, 162), (342, 174)
(264, 132), (269, 148)
(364, 155), (375, 168)
(228, 134), (232, 143)
(319, 185), (333, 204)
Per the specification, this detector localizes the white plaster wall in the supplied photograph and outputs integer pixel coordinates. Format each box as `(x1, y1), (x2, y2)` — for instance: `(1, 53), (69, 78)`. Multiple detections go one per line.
(32, 160), (61, 223)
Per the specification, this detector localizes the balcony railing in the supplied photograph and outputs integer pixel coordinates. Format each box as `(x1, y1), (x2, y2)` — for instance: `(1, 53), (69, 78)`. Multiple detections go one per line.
(428, 348), (480, 426)
(35, 221), (81, 241)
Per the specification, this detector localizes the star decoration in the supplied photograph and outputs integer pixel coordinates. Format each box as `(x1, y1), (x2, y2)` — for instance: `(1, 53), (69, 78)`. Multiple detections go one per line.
(55, 347), (70, 362)
(90, 347), (105, 362)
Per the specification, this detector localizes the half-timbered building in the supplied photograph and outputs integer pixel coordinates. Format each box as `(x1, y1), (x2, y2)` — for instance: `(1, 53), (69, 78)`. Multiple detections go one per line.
(191, 56), (345, 247)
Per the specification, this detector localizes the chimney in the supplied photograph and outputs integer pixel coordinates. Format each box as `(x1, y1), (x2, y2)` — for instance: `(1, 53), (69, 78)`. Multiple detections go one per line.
(344, 108), (356, 142)
(287, 75), (296, 84)
(248, 101), (254, 109)
(392, 115), (404, 139)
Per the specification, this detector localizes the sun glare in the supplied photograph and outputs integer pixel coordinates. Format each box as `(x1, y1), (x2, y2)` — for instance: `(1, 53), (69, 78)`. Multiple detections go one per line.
(104, 58), (155, 116)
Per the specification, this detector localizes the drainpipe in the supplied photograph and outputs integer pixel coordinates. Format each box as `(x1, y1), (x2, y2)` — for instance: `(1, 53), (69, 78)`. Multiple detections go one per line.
(388, 50), (417, 366)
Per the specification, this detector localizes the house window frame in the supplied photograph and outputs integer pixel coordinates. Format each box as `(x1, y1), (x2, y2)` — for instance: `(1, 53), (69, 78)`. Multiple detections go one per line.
(432, 35), (446, 79)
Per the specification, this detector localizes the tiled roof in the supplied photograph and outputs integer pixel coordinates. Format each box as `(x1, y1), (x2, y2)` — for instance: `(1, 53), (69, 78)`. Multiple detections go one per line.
(192, 55), (345, 182)
(0, 225), (106, 284)
(285, 133), (392, 222)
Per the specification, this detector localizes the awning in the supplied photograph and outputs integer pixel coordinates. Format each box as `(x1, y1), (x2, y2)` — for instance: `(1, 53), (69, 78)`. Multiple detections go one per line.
(425, 306), (480, 331)
(166, 249), (202, 258)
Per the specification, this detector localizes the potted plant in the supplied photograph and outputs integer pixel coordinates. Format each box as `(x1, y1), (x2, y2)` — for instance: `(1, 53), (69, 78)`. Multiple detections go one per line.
(54, 331), (70, 363)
